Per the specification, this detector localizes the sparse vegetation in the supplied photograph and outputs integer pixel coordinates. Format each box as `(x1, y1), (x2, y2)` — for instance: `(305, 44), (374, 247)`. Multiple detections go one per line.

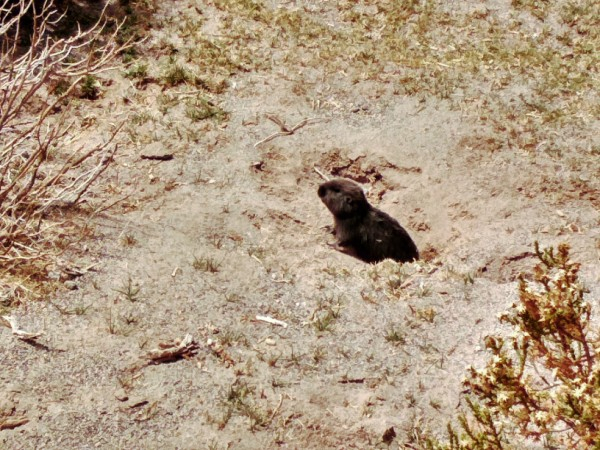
(0, 0), (129, 300)
(185, 98), (228, 122)
(50, 300), (92, 316)
(114, 276), (141, 302)
(161, 60), (193, 87)
(219, 328), (248, 347)
(79, 75), (101, 99)
(121, 233), (138, 247)
(1, 0), (598, 448)
(193, 255), (222, 273)
(312, 296), (343, 333)
(385, 327), (407, 345)
(124, 61), (149, 80)
(214, 379), (271, 430)
(425, 243), (600, 449)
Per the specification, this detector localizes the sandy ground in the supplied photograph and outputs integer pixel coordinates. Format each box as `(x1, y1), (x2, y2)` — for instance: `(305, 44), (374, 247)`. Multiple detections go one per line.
(1, 0), (599, 449)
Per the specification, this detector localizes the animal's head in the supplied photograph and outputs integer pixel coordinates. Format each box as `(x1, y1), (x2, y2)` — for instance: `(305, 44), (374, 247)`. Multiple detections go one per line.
(318, 178), (369, 219)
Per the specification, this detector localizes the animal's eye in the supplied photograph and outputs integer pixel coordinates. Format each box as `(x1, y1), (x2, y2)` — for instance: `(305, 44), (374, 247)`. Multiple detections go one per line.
(331, 187), (340, 193)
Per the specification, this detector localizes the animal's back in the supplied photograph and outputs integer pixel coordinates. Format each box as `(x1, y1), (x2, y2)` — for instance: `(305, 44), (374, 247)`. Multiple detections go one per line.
(356, 208), (419, 263)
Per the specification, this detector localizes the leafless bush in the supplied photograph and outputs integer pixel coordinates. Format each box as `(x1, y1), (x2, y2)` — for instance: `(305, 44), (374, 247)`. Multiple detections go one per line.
(0, 0), (129, 297)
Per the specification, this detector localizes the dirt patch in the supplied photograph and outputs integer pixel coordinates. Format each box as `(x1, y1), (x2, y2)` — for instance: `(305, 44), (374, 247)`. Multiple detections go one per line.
(1, 0), (599, 449)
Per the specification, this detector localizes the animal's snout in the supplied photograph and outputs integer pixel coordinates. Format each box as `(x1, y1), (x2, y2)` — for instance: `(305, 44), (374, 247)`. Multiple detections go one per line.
(317, 185), (327, 198)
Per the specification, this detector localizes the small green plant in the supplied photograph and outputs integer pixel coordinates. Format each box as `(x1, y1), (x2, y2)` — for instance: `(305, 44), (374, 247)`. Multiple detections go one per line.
(410, 306), (437, 323)
(122, 310), (138, 325)
(219, 328), (247, 347)
(192, 255), (222, 273)
(114, 276), (141, 302)
(130, 112), (152, 126)
(463, 272), (475, 285)
(106, 307), (116, 334)
(226, 379), (253, 404)
(105, 307), (135, 336)
(425, 243), (599, 449)
(312, 346), (327, 365)
(124, 62), (149, 80)
(313, 310), (335, 332)
(52, 78), (71, 96)
(219, 379), (269, 430)
(286, 346), (303, 367)
(416, 282), (432, 298)
(430, 399), (442, 411)
(79, 74), (101, 99)
(117, 372), (135, 392)
(385, 327), (407, 345)
(50, 300), (91, 316)
(223, 292), (241, 303)
(247, 245), (266, 260)
(161, 61), (191, 87)
(312, 296), (342, 332)
(208, 233), (224, 249)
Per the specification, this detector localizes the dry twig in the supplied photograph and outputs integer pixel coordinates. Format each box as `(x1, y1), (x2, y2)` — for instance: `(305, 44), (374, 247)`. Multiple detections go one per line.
(256, 315), (289, 328)
(0, 416), (29, 431)
(253, 115), (321, 147)
(146, 334), (199, 364)
(1, 315), (43, 340)
(313, 166), (330, 181)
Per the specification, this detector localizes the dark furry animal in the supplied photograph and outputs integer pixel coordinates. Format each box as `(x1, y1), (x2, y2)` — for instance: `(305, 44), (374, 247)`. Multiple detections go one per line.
(317, 178), (419, 263)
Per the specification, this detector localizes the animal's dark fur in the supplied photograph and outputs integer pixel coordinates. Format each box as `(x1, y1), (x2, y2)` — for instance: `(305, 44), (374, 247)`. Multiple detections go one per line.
(318, 178), (419, 263)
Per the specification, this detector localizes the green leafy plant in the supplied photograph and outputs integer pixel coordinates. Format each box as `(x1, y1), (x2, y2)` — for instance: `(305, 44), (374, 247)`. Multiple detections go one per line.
(79, 74), (101, 99)
(426, 243), (599, 449)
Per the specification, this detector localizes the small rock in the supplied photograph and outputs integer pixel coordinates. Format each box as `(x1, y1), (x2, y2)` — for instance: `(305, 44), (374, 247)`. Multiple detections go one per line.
(114, 389), (129, 402)
(64, 281), (79, 290)
(48, 271), (61, 281)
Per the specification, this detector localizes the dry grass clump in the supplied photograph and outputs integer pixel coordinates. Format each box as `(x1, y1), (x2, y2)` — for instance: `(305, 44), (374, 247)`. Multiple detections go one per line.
(425, 243), (600, 449)
(0, 0), (129, 301)
(208, 0), (597, 158)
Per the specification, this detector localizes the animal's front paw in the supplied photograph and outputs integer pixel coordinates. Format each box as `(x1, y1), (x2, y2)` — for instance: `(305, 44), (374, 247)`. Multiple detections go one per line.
(328, 242), (358, 259)
(321, 224), (335, 235)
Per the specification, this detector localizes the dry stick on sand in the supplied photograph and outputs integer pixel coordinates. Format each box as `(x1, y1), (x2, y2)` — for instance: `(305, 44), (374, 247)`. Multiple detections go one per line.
(145, 334), (199, 364)
(0, 416), (29, 431)
(268, 394), (284, 424)
(256, 315), (288, 328)
(313, 166), (330, 181)
(1, 315), (43, 341)
(254, 115), (321, 147)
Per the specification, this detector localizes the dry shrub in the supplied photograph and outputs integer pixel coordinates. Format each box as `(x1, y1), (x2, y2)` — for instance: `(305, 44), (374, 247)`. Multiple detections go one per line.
(426, 243), (599, 449)
(0, 0), (128, 301)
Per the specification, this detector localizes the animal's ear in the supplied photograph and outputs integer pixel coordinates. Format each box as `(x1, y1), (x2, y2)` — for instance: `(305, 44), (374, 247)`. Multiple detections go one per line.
(345, 196), (354, 206)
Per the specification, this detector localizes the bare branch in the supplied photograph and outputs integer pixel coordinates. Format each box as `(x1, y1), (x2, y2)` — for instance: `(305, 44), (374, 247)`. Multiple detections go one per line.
(0, 0), (130, 280)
